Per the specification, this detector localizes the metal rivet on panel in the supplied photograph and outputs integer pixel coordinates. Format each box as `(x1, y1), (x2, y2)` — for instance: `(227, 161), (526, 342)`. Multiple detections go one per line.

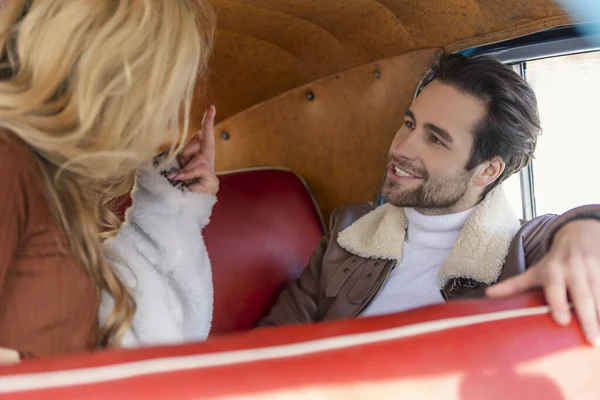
(306, 91), (315, 101)
(221, 131), (230, 141)
(374, 70), (381, 79)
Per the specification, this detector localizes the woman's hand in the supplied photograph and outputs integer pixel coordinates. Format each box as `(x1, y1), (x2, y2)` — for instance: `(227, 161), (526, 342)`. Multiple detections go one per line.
(168, 105), (219, 195)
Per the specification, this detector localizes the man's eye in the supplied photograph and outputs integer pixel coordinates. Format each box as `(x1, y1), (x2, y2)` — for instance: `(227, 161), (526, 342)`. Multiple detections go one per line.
(404, 120), (415, 129)
(429, 135), (443, 145)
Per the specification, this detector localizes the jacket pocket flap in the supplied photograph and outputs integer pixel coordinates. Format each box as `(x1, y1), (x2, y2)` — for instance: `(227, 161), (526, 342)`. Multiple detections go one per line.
(325, 257), (364, 298)
(348, 260), (386, 304)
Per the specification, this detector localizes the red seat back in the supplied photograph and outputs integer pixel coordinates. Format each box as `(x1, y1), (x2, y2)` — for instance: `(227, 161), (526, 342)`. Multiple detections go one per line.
(205, 168), (325, 334)
(111, 168), (325, 335)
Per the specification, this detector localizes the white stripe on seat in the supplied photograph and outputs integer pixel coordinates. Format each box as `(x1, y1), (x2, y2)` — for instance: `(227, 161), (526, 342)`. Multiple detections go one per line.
(0, 305), (550, 394)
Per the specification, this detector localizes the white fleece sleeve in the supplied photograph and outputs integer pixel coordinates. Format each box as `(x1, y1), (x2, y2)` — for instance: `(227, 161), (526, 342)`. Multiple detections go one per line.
(99, 159), (217, 348)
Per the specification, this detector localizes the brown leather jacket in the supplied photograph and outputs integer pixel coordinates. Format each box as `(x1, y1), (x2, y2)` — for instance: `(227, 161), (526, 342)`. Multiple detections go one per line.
(258, 189), (600, 327)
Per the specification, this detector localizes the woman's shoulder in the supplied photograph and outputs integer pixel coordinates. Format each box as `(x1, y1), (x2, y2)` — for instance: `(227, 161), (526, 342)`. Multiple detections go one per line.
(0, 133), (46, 208)
(0, 133), (40, 174)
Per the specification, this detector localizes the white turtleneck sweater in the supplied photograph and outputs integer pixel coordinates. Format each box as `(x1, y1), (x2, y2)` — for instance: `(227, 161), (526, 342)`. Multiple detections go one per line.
(361, 207), (473, 317)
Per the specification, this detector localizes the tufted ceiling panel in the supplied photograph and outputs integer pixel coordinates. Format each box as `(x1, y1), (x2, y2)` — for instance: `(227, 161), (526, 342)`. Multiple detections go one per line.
(199, 0), (578, 123)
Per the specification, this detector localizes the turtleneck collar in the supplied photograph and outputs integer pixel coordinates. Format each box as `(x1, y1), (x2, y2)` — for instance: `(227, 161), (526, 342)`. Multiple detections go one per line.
(404, 207), (474, 250)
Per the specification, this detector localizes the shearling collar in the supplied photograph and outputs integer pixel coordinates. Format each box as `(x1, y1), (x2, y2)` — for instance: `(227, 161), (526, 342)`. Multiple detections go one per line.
(336, 187), (521, 286)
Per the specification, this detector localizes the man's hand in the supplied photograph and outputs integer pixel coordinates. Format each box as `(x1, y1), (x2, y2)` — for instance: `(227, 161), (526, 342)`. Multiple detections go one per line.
(486, 219), (600, 346)
(169, 105), (219, 195)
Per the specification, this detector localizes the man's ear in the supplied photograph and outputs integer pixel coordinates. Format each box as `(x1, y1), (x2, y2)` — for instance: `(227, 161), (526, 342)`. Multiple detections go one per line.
(472, 157), (505, 188)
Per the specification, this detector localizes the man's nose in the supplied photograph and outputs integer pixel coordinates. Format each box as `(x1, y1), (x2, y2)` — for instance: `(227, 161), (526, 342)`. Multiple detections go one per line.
(390, 131), (420, 160)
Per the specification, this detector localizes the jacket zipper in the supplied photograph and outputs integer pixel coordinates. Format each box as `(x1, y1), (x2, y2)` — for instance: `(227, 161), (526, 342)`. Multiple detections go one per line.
(441, 278), (464, 301)
(354, 261), (397, 317)
(440, 278), (478, 301)
(440, 280), (453, 301)
(440, 289), (448, 301)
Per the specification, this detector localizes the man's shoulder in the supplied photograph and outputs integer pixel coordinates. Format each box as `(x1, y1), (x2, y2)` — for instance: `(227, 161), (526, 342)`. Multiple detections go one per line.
(329, 202), (378, 232)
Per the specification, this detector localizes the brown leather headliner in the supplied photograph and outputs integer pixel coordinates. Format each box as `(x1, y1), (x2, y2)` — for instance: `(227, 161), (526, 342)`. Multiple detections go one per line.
(202, 0), (576, 123)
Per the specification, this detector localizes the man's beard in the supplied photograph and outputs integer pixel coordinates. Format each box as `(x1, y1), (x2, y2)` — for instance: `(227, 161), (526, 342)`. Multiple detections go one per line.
(381, 158), (473, 213)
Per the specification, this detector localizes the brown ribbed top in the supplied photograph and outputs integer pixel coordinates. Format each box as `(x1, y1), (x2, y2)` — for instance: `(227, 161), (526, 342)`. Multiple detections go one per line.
(0, 137), (99, 357)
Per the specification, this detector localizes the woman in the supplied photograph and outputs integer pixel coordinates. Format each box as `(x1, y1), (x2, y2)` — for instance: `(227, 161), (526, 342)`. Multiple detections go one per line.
(0, 0), (217, 359)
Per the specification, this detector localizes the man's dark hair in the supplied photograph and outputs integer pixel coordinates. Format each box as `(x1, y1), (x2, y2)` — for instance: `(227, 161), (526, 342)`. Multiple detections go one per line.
(419, 52), (541, 194)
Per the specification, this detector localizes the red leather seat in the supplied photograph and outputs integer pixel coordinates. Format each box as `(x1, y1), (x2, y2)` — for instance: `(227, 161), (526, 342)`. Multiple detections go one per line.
(111, 167), (325, 335)
(205, 168), (325, 334)
(1, 293), (598, 399)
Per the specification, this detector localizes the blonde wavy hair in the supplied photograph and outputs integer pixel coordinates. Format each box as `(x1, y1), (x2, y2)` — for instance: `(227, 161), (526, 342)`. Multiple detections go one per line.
(0, 0), (215, 346)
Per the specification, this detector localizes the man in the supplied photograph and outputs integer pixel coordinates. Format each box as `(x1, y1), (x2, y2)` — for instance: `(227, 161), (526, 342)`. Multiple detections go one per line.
(258, 53), (600, 345)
